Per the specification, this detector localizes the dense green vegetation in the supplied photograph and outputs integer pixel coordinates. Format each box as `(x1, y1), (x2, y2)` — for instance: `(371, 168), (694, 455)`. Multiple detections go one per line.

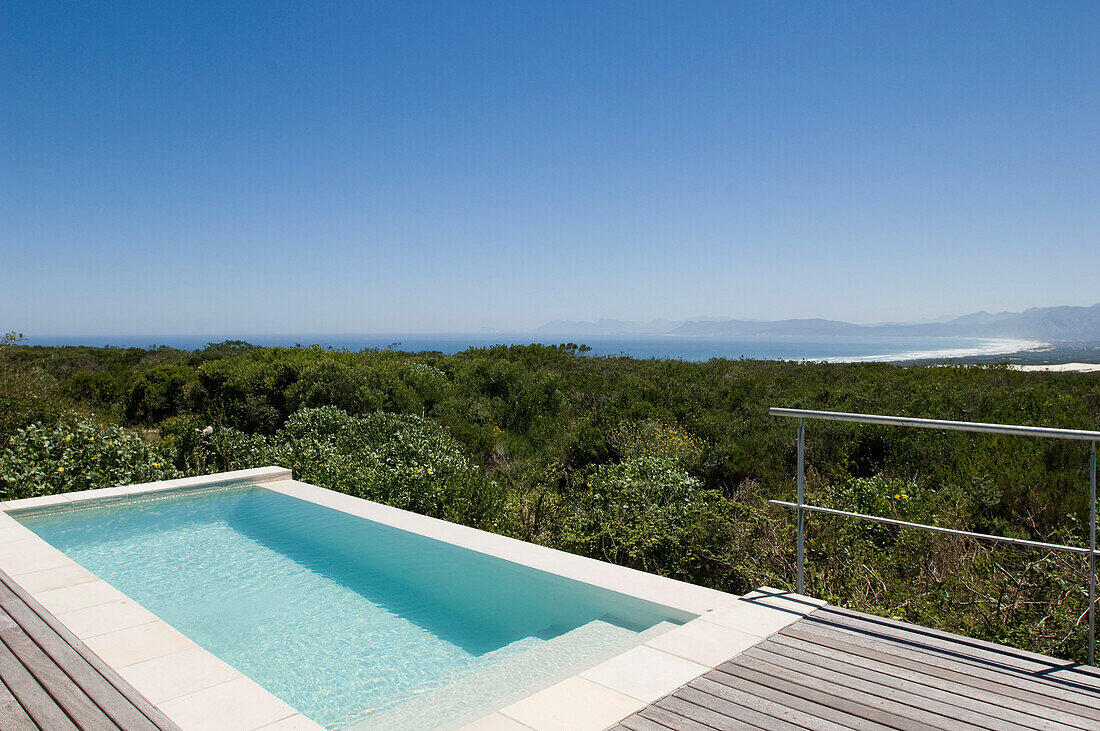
(3, 332), (1099, 662)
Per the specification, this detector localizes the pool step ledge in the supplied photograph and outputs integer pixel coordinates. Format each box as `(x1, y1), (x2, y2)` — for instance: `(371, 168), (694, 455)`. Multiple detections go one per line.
(466, 587), (826, 731)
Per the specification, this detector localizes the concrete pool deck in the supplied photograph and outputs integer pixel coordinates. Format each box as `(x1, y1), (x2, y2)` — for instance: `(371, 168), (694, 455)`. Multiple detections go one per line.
(0, 467), (820, 730)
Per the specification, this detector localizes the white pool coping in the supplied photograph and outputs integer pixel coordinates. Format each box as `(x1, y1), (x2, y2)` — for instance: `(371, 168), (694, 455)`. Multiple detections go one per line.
(0, 467), (826, 730)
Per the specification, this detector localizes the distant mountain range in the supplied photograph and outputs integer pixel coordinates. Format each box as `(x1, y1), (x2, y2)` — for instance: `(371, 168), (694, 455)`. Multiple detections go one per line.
(534, 303), (1100, 342)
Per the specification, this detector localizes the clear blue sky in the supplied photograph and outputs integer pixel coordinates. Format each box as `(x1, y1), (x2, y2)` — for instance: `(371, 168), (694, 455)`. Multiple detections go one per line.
(3, 1), (1098, 335)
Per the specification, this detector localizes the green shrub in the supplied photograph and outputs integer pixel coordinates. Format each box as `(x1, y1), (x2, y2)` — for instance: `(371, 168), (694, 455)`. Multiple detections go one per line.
(0, 419), (180, 499)
(191, 348), (450, 433)
(206, 406), (506, 529)
(610, 419), (703, 467)
(204, 425), (274, 472)
(157, 414), (208, 472)
(0, 333), (62, 439)
(125, 365), (197, 423)
(563, 455), (731, 576)
(61, 372), (123, 411)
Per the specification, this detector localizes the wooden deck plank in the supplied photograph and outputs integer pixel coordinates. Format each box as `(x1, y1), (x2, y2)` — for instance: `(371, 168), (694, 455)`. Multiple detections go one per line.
(0, 584), (147, 730)
(814, 607), (1100, 689)
(772, 628), (1099, 729)
(748, 642), (1035, 731)
(636, 704), (723, 731)
(674, 685), (807, 731)
(730, 652), (975, 731)
(819, 606), (1100, 685)
(616, 712), (684, 731)
(795, 613), (1100, 707)
(781, 620), (1100, 715)
(689, 676), (852, 731)
(0, 677), (37, 731)
(0, 623), (76, 731)
(656, 694), (771, 730)
(0, 606), (116, 729)
(0, 574), (175, 730)
(699, 666), (897, 731)
(617, 602), (1100, 731)
(712, 661), (931, 731)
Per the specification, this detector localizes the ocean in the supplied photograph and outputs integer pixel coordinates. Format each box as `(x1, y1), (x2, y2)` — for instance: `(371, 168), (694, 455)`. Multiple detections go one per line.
(24, 333), (1042, 363)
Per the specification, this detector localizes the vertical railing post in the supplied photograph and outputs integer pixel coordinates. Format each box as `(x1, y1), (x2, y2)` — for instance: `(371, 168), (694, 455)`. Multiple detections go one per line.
(797, 418), (805, 595)
(1090, 440), (1096, 666)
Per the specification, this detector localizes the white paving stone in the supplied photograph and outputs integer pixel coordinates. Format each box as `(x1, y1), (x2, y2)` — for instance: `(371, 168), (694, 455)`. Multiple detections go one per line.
(0, 494), (74, 511)
(0, 524), (35, 543)
(580, 644), (709, 702)
(459, 712), (534, 730)
(159, 676), (300, 731)
(116, 466), (292, 497)
(32, 579), (128, 615)
(56, 486), (127, 505)
(83, 619), (196, 668)
(644, 618), (762, 666)
(254, 714), (325, 730)
(115, 646), (241, 705)
(56, 598), (159, 639)
(704, 596), (808, 637)
(8, 563), (99, 593)
(0, 538), (73, 574)
(500, 676), (644, 731)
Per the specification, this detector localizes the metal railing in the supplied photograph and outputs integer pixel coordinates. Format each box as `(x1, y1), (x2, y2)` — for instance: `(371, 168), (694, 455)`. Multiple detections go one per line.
(768, 407), (1100, 664)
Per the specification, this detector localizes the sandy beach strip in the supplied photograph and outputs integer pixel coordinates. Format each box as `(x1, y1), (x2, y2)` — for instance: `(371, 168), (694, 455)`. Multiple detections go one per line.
(1011, 362), (1100, 373)
(823, 338), (1047, 364)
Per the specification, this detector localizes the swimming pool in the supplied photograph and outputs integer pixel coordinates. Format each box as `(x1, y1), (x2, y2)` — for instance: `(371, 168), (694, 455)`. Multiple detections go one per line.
(14, 482), (695, 729)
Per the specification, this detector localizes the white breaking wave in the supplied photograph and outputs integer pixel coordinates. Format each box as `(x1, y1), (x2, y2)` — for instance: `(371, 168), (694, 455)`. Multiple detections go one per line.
(821, 339), (1047, 364)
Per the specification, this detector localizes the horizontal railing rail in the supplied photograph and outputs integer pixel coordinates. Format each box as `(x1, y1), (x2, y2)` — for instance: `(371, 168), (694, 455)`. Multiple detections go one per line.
(769, 407), (1099, 664)
(769, 500), (1100, 556)
(769, 407), (1100, 441)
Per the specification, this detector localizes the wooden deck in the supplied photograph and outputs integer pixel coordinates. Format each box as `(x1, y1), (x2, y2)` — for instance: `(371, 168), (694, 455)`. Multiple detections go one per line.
(613, 605), (1100, 731)
(0, 569), (177, 730)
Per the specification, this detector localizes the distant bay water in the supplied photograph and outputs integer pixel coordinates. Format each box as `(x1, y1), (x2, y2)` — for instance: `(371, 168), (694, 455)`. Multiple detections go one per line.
(26, 334), (1043, 363)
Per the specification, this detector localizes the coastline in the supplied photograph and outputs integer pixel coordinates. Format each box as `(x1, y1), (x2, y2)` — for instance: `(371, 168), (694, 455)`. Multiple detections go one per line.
(1011, 363), (1100, 373)
(822, 338), (1047, 364)
(21, 334), (1099, 366)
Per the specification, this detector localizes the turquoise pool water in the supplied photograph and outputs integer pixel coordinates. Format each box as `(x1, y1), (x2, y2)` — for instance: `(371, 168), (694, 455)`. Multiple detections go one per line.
(16, 487), (690, 729)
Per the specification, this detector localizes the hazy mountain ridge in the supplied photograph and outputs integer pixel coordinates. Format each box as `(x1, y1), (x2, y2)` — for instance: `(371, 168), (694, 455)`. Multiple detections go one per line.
(537, 303), (1100, 341)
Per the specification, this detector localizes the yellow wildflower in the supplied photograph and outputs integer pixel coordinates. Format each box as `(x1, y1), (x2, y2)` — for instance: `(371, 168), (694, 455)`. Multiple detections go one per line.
(58, 467), (64, 473)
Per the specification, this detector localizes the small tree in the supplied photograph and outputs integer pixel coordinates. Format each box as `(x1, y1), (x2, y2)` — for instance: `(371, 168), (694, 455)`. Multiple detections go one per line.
(0, 332), (62, 439)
